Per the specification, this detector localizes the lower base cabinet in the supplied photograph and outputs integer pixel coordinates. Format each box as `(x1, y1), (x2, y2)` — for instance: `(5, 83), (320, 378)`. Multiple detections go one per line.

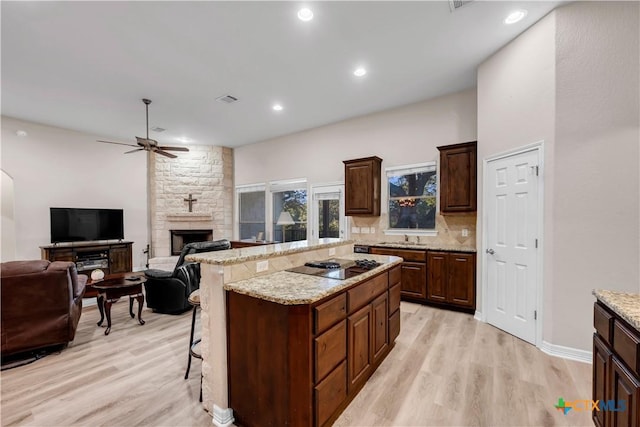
(593, 301), (640, 427)
(427, 251), (476, 310)
(227, 266), (401, 427)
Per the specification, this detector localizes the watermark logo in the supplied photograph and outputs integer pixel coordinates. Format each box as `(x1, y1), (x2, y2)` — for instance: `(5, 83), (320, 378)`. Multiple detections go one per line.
(554, 397), (627, 415)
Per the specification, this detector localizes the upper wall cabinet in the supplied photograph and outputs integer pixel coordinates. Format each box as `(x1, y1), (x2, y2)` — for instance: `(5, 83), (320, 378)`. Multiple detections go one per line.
(437, 142), (477, 213)
(344, 156), (382, 216)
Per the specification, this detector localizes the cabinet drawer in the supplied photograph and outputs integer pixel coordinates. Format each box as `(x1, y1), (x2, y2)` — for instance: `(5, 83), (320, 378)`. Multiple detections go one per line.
(314, 293), (347, 334)
(348, 273), (387, 313)
(315, 360), (347, 427)
(315, 320), (347, 383)
(613, 320), (640, 375)
(389, 310), (400, 344)
(594, 302), (614, 345)
(389, 265), (401, 286)
(370, 248), (426, 263)
(389, 283), (401, 315)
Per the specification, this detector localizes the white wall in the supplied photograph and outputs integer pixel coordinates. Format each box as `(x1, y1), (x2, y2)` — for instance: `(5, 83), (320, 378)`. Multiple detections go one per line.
(478, 1), (640, 352)
(1, 116), (149, 270)
(552, 1), (639, 350)
(1, 169), (17, 261)
(235, 89), (477, 186)
(477, 11), (557, 343)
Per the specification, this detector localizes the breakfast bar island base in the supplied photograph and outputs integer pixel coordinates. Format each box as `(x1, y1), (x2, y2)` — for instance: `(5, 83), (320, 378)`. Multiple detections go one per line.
(226, 266), (401, 427)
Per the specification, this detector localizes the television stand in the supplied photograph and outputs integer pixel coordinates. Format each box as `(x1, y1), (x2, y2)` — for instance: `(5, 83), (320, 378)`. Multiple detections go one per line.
(40, 241), (133, 298)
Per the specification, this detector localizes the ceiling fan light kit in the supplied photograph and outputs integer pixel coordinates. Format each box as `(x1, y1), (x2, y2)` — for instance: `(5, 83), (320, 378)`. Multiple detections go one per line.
(97, 99), (190, 158)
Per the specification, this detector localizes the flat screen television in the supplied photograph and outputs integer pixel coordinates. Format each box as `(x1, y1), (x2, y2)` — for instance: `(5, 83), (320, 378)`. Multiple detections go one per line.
(50, 207), (124, 243)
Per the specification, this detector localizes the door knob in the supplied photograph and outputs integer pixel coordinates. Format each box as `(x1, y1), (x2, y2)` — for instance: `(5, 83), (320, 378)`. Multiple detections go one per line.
(486, 248), (495, 255)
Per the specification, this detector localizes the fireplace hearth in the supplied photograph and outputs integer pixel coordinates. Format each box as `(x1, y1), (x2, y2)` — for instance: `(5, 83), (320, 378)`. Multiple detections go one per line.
(171, 229), (213, 255)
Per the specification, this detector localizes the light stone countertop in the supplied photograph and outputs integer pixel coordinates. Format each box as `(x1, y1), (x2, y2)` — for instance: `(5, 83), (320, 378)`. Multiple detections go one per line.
(593, 289), (640, 332)
(186, 238), (350, 265)
(356, 241), (477, 253)
(224, 254), (403, 305)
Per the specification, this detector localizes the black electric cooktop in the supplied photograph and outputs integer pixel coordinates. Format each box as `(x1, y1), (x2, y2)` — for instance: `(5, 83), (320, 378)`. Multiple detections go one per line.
(286, 258), (382, 280)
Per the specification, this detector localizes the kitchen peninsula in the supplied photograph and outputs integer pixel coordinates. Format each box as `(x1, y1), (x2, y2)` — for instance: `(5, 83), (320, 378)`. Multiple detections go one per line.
(186, 239), (402, 427)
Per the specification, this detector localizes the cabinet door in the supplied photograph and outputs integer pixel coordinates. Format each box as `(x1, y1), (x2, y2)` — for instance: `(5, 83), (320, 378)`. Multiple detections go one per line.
(344, 157), (381, 216)
(610, 356), (639, 427)
(48, 249), (75, 262)
(593, 334), (612, 427)
(371, 293), (388, 366)
(110, 245), (132, 273)
(438, 142), (477, 213)
(447, 253), (475, 309)
(348, 304), (372, 390)
(400, 262), (427, 300)
(426, 252), (447, 303)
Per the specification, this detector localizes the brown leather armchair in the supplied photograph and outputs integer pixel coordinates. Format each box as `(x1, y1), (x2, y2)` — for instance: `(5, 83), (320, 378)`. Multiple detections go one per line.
(1, 260), (87, 357)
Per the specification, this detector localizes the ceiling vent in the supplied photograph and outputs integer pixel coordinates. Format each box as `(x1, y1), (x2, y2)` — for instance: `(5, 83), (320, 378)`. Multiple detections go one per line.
(150, 126), (165, 132)
(216, 95), (239, 104)
(449, 0), (474, 12)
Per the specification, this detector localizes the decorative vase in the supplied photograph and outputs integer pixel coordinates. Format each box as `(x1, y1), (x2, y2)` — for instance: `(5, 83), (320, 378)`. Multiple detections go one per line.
(91, 269), (105, 281)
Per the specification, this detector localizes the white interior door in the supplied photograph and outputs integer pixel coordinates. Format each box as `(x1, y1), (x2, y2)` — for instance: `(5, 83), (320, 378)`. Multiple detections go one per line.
(485, 148), (540, 345)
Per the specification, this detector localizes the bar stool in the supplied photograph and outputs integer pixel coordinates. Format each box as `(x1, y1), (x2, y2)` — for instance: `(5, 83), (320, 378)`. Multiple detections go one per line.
(184, 289), (202, 402)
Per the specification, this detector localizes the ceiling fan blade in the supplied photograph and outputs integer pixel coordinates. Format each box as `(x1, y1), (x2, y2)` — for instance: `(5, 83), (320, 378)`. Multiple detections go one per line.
(97, 140), (139, 148)
(157, 146), (190, 152)
(153, 149), (177, 159)
(124, 148), (145, 154)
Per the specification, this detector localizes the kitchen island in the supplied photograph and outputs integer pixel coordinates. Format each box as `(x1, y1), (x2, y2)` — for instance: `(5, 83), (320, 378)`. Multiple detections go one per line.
(186, 239), (402, 427)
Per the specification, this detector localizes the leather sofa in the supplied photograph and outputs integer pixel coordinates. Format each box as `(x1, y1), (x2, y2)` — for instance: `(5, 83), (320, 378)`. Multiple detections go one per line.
(1, 260), (87, 357)
(144, 239), (231, 314)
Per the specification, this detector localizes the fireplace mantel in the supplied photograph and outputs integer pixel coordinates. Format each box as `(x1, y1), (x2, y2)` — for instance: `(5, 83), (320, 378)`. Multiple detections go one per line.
(166, 212), (213, 222)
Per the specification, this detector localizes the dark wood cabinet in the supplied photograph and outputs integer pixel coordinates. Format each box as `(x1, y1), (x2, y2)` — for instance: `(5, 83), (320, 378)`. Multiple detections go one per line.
(41, 241), (134, 297)
(427, 251), (476, 310)
(109, 244), (133, 273)
(227, 267), (400, 427)
(348, 304), (372, 390)
(593, 301), (640, 427)
(370, 247), (427, 301)
(438, 141), (477, 213)
(343, 156), (382, 216)
(593, 334), (612, 427)
(611, 357), (639, 427)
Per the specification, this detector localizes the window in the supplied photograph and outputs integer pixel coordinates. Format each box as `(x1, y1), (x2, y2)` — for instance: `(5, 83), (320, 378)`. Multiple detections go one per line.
(387, 163), (437, 231)
(271, 180), (307, 242)
(311, 184), (345, 240)
(237, 185), (266, 240)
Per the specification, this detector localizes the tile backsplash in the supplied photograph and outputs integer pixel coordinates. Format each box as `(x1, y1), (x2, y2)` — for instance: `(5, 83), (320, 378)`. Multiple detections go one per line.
(350, 212), (476, 247)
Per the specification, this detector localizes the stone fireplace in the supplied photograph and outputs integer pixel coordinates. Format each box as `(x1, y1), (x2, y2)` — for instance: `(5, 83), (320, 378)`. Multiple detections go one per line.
(148, 145), (233, 259)
(170, 229), (213, 255)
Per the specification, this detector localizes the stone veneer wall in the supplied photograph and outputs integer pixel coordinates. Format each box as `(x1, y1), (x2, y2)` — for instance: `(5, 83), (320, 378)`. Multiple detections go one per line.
(350, 212), (476, 247)
(149, 145), (233, 258)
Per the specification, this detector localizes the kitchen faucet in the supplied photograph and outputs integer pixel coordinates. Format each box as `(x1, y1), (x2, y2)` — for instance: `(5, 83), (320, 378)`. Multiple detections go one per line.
(404, 234), (408, 242)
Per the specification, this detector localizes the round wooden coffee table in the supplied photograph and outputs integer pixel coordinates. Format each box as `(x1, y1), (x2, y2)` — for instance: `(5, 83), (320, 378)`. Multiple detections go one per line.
(89, 272), (146, 335)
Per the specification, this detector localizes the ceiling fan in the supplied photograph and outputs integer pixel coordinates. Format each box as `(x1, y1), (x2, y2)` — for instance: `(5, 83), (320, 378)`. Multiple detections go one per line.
(97, 98), (189, 158)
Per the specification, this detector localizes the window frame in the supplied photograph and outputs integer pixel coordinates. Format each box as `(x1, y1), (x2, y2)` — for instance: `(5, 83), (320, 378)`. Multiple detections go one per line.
(384, 162), (438, 236)
(235, 183), (267, 240)
(269, 179), (309, 243)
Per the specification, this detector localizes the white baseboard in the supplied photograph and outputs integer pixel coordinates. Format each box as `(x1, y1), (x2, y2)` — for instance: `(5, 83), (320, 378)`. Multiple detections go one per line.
(540, 340), (592, 364)
(474, 310), (482, 321)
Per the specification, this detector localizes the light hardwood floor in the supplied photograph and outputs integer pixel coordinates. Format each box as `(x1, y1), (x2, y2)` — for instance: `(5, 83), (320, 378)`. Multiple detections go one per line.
(1, 301), (592, 426)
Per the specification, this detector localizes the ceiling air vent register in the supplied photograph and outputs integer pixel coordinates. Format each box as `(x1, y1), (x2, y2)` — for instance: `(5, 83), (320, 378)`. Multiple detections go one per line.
(216, 95), (239, 104)
(449, 0), (474, 12)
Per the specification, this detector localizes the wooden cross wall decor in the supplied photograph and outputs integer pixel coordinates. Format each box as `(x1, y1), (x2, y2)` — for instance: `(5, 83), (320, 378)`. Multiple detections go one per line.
(184, 194), (198, 212)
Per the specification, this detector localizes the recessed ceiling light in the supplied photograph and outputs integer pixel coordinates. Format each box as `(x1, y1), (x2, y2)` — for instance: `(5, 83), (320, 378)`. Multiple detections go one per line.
(176, 137), (193, 144)
(353, 67), (367, 77)
(16, 130), (28, 137)
(504, 10), (527, 24)
(272, 104), (283, 111)
(297, 8), (313, 22)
